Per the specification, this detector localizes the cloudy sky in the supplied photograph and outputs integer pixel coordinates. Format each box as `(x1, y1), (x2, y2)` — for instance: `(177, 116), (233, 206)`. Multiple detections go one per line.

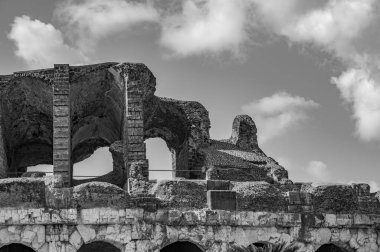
(1, 0), (380, 191)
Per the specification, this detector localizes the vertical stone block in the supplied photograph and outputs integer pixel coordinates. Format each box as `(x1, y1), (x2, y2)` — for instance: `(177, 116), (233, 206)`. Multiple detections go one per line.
(53, 64), (71, 187)
(122, 67), (149, 194)
(207, 190), (237, 211)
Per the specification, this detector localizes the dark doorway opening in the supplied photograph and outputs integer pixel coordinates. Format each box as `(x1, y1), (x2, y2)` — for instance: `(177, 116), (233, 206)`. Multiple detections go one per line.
(316, 244), (351, 252)
(0, 244), (35, 252)
(161, 241), (203, 252)
(78, 241), (120, 252)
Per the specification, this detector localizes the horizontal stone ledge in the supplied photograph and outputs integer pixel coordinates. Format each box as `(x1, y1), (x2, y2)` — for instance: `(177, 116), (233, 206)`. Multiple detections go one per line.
(0, 208), (380, 228)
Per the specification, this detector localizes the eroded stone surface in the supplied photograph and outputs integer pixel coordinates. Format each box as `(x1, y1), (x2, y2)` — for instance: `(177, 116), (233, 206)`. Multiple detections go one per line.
(0, 207), (379, 252)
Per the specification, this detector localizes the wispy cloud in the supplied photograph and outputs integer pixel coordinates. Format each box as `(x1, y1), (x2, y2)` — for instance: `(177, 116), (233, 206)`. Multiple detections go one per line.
(159, 0), (250, 57)
(241, 92), (319, 143)
(54, 0), (159, 54)
(7, 15), (87, 68)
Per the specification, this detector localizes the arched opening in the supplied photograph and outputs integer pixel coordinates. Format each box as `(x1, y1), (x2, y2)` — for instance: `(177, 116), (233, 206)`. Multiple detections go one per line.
(161, 241), (203, 252)
(247, 242), (274, 251)
(145, 138), (173, 180)
(251, 242), (270, 248)
(316, 244), (352, 252)
(73, 147), (113, 179)
(1, 77), (53, 177)
(0, 244), (35, 252)
(70, 68), (124, 186)
(78, 241), (120, 252)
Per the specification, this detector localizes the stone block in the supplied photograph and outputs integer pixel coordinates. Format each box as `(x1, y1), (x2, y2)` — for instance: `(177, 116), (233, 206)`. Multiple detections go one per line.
(287, 191), (301, 205)
(125, 208), (144, 224)
(168, 210), (182, 225)
(76, 225), (96, 243)
(207, 190), (236, 211)
(155, 209), (169, 223)
(336, 214), (353, 226)
(207, 180), (230, 190)
(206, 210), (220, 225)
(53, 127), (70, 139)
(300, 192), (313, 205)
(53, 117), (69, 127)
(53, 138), (69, 149)
(53, 105), (69, 117)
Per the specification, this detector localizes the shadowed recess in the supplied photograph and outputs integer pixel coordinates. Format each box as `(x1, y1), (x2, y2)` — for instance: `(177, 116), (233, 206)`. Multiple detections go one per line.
(78, 241), (120, 252)
(161, 241), (203, 252)
(316, 244), (352, 252)
(71, 68), (123, 164)
(1, 77), (53, 175)
(0, 244), (35, 252)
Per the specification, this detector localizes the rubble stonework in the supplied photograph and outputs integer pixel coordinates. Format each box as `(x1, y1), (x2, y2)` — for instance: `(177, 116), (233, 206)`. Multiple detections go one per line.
(0, 63), (379, 252)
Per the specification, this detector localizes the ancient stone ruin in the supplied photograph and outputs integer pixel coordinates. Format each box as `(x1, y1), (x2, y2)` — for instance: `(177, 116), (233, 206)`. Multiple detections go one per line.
(0, 63), (379, 252)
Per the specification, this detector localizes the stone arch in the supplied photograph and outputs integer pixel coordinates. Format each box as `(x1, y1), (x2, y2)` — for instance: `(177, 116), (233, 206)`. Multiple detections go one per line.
(315, 243), (353, 252)
(144, 127), (182, 178)
(71, 68), (123, 162)
(144, 137), (173, 179)
(0, 76), (53, 176)
(70, 67), (125, 186)
(78, 241), (122, 252)
(144, 96), (210, 179)
(0, 243), (36, 252)
(160, 240), (205, 252)
(250, 241), (272, 248)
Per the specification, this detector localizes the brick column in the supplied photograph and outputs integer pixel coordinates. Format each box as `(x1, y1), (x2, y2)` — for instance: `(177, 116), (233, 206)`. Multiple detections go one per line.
(53, 64), (72, 187)
(124, 78), (149, 194)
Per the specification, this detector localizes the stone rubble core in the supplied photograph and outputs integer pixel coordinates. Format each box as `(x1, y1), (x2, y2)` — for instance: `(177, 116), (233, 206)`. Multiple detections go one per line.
(0, 63), (379, 252)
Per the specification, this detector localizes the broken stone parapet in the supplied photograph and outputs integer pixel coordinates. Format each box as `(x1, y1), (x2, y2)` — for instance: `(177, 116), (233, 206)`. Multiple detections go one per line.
(0, 178), (378, 215)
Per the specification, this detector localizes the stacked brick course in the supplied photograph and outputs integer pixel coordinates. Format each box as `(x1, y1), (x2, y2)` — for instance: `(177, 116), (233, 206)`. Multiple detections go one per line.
(124, 71), (149, 193)
(53, 64), (72, 187)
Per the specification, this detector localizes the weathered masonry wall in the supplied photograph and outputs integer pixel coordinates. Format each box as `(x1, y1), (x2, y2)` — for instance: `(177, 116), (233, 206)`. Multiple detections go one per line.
(0, 207), (379, 252)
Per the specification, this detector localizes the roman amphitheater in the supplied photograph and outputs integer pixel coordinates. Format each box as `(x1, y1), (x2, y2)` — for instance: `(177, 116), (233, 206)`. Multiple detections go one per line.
(0, 63), (378, 252)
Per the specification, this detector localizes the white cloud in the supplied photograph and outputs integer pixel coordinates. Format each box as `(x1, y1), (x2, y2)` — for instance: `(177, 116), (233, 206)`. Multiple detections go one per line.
(159, 0), (250, 57)
(241, 92), (319, 143)
(252, 0), (375, 63)
(332, 68), (380, 141)
(305, 160), (331, 182)
(368, 181), (379, 192)
(55, 0), (159, 53)
(7, 15), (87, 68)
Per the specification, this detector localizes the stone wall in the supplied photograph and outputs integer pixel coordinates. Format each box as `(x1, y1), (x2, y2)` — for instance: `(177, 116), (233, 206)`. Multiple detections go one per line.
(0, 207), (379, 252)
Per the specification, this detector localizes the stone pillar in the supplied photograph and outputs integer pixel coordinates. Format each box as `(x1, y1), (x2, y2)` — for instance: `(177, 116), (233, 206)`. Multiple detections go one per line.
(53, 64), (72, 187)
(123, 74), (149, 194)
